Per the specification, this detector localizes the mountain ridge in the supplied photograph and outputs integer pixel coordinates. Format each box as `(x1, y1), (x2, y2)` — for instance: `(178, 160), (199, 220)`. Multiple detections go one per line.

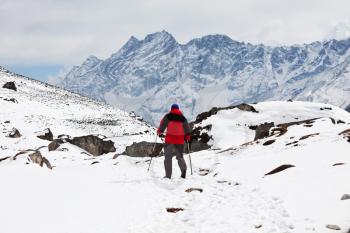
(55, 31), (350, 124)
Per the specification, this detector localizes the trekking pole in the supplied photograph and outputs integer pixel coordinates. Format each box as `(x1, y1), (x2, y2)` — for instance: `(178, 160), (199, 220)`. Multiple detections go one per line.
(147, 134), (158, 172)
(187, 142), (193, 175)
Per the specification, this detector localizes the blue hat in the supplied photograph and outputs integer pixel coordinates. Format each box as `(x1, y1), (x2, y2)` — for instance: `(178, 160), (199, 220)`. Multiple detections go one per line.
(171, 103), (179, 110)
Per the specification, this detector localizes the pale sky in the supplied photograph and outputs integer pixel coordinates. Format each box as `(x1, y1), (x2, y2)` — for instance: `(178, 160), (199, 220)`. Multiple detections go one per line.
(1, 0), (350, 81)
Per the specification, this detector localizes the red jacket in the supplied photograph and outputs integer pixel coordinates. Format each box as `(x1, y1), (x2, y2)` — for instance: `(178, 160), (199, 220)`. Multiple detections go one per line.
(157, 109), (191, 144)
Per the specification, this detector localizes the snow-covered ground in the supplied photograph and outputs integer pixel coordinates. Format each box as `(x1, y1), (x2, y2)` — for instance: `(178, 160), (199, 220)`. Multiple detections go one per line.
(1, 70), (350, 233)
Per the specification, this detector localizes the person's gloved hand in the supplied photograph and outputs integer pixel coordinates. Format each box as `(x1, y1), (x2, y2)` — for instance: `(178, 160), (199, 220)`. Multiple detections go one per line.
(185, 134), (191, 142)
(157, 129), (165, 138)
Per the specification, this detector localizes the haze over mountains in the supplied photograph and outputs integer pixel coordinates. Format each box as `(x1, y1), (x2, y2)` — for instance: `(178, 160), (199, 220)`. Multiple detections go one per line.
(54, 31), (350, 124)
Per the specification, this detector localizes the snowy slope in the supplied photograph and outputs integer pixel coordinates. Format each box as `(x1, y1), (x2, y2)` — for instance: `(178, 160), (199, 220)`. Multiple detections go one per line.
(1, 71), (350, 233)
(55, 31), (350, 124)
(0, 67), (155, 161)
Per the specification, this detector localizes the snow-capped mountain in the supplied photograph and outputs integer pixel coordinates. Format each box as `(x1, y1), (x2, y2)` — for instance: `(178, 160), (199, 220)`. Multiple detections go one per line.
(56, 30), (350, 124)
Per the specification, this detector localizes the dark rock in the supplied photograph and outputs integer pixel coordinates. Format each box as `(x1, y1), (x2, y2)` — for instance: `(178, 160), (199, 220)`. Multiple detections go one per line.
(48, 139), (63, 151)
(341, 194), (350, 200)
(339, 129), (350, 142)
(345, 104), (350, 113)
(4, 121), (10, 124)
(198, 168), (210, 176)
(194, 103), (258, 124)
(68, 135), (116, 156)
(337, 120), (345, 124)
(0, 156), (10, 162)
(28, 151), (52, 169)
(320, 107), (332, 110)
(2, 81), (17, 91)
(326, 224), (341, 231)
(8, 128), (21, 138)
(124, 141), (163, 157)
(166, 208), (184, 213)
(299, 133), (319, 140)
(36, 128), (53, 141)
(3, 98), (18, 103)
(264, 164), (295, 176)
(263, 139), (275, 146)
(254, 122), (275, 140)
(91, 161), (100, 165)
(185, 188), (203, 193)
(332, 162), (345, 166)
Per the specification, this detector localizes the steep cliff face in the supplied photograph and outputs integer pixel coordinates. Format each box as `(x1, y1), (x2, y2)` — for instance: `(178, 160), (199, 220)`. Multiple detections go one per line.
(56, 31), (350, 123)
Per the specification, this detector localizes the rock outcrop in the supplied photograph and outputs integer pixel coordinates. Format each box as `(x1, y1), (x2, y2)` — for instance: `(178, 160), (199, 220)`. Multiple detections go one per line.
(36, 128), (54, 141)
(68, 135), (116, 156)
(2, 81), (17, 91)
(124, 141), (163, 157)
(28, 151), (52, 169)
(8, 128), (21, 138)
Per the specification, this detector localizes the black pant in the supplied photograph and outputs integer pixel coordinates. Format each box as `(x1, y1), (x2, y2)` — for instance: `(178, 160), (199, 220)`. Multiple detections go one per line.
(164, 144), (187, 178)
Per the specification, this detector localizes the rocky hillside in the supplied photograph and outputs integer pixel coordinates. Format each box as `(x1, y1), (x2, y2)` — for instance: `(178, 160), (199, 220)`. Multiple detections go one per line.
(0, 66), (155, 167)
(55, 31), (350, 123)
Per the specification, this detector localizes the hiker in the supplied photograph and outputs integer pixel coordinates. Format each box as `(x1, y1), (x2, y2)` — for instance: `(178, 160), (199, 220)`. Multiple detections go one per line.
(157, 104), (191, 179)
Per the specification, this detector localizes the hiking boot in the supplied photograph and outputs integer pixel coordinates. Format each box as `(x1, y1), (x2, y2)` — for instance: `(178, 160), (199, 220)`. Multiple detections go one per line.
(181, 170), (186, 179)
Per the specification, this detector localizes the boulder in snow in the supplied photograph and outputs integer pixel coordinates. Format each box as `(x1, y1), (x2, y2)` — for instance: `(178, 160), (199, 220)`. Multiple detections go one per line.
(264, 164), (295, 176)
(166, 208), (184, 213)
(36, 128), (54, 141)
(2, 81), (17, 91)
(8, 128), (21, 138)
(28, 151), (52, 169)
(68, 135), (116, 156)
(326, 224), (341, 231)
(185, 188), (203, 193)
(341, 194), (350, 200)
(124, 141), (163, 157)
(263, 139), (275, 146)
(254, 122), (275, 140)
(48, 139), (63, 151)
(339, 129), (350, 142)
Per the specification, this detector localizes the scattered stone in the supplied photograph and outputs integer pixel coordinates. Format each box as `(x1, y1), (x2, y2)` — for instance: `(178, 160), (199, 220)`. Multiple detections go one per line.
(68, 135), (116, 156)
(254, 224), (263, 229)
(28, 151), (52, 169)
(91, 161), (100, 165)
(299, 133), (319, 140)
(8, 128), (21, 138)
(123, 141), (163, 157)
(263, 139), (275, 146)
(332, 163), (345, 166)
(185, 188), (203, 193)
(320, 107), (332, 111)
(48, 139), (62, 151)
(198, 168), (210, 176)
(286, 141), (299, 146)
(254, 122), (275, 140)
(341, 194), (350, 200)
(166, 208), (184, 213)
(3, 98), (18, 103)
(0, 156), (10, 162)
(4, 120), (10, 124)
(2, 81), (17, 91)
(339, 129), (350, 142)
(337, 120), (345, 124)
(112, 154), (121, 159)
(264, 164), (295, 176)
(326, 224), (341, 231)
(36, 128), (53, 141)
